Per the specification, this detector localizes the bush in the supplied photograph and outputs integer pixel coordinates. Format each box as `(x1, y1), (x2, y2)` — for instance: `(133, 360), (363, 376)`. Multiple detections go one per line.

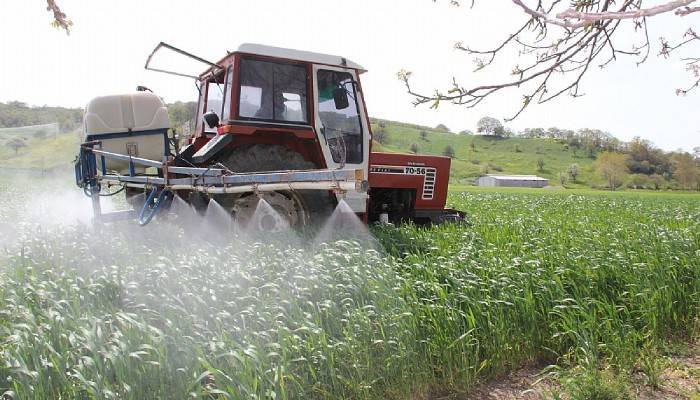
(374, 129), (388, 145)
(435, 123), (450, 132)
(489, 163), (503, 172)
(626, 174), (653, 190)
(33, 129), (48, 139)
(443, 144), (455, 158)
(537, 158), (545, 172)
(648, 174), (666, 190)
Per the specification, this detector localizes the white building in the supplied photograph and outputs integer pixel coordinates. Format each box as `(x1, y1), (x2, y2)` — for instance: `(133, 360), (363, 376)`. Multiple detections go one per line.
(475, 174), (549, 188)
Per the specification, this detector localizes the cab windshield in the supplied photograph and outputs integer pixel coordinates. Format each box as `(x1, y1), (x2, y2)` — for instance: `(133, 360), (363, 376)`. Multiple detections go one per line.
(238, 58), (308, 124)
(317, 69), (363, 164)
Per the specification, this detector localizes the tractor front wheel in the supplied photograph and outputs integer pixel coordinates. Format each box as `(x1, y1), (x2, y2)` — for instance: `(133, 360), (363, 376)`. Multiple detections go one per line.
(216, 144), (334, 230)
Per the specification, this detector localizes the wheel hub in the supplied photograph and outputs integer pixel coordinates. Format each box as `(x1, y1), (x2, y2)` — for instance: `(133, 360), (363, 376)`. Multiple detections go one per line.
(232, 192), (306, 232)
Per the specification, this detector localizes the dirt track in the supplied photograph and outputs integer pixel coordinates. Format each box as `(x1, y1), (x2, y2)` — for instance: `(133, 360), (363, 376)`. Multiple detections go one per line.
(462, 341), (700, 399)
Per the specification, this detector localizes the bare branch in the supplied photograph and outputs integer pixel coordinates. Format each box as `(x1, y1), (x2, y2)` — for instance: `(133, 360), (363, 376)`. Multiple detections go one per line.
(676, 5), (700, 15)
(512, 0), (697, 28)
(402, 0), (698, 119)
(557, 0), (697, 23)
(46, 0), (72, 34)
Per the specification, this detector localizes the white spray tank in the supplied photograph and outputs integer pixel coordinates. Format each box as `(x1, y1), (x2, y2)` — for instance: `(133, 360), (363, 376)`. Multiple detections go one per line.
(83, 92), (170, 174)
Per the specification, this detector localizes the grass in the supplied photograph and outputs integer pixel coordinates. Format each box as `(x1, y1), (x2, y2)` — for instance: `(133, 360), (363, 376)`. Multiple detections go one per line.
(1, 117), (597, 185)
(0, 131), (79, 170)
(449, 183), (700, 198)
(371, 119), (597, 186)
(1, 178), (699, 399)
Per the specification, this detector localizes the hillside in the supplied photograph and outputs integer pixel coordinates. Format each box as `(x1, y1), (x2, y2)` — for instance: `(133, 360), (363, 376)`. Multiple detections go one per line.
(0, 101), (195, 171)
(1, 101), (694, 190)
(370, 119), (596, 186)
(0, 129), (80, 170)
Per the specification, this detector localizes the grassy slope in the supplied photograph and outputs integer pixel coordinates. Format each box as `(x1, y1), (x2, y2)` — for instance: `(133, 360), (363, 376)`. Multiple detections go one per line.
(371, 119), (596, 186)
(449, 184), (700, 198)
(4, 118), (597, 186)
(0, 131), (79, 169)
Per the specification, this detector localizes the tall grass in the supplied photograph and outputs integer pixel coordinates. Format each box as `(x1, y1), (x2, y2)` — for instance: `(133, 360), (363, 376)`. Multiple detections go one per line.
(1, 182), (699, 399)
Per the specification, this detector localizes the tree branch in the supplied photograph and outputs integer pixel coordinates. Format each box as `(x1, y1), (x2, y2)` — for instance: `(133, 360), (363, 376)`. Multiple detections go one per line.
(402, 0), (698, 119)
(46, 0), (72, 34)
(512, 0), (697, 28)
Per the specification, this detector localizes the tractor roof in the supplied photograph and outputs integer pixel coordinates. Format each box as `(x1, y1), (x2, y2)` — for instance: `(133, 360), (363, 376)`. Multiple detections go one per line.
(235, 43), (366, 73)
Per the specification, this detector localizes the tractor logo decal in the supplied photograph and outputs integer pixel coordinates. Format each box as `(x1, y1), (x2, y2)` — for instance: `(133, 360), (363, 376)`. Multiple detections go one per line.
(370, 165), (436, 200)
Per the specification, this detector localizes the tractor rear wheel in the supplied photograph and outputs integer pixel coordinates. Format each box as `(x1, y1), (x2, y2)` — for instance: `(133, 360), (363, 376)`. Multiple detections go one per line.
(215, 144), (334, 231)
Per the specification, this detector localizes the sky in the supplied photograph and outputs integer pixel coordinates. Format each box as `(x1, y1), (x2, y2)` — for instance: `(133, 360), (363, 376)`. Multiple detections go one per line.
(0, 0), (697, 151)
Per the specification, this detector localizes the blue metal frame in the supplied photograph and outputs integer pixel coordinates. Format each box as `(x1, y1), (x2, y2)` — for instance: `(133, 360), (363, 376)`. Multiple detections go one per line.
(76, 128), (170, 223)
(74, 129), (363, 225)
(84, 129), (169, 178)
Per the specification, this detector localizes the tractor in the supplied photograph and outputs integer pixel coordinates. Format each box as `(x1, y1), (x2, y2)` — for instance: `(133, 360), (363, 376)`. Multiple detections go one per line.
(75, 43), (464, 230)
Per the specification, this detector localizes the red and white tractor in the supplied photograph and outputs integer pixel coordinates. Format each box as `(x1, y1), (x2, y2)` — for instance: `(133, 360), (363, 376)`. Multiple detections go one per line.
(75, 43), (464, 229)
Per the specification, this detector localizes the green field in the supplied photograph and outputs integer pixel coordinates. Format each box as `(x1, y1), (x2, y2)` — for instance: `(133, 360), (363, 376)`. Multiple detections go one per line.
(370, 120), (597, 187)
(1, 177), (698, 399)
(0, 131), (79, 170)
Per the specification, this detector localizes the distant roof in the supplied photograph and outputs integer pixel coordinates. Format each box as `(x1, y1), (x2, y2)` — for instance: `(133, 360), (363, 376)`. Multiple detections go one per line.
(237, 43), (366, 73)
(483, 174), (549, 181)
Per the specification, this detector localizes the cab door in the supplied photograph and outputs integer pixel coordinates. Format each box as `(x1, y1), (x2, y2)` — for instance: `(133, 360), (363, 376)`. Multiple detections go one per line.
(312, 65), (370, 212)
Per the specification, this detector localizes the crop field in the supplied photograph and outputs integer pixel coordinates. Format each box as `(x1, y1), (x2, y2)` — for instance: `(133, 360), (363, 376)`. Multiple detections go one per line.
(1, 177), (699, 399)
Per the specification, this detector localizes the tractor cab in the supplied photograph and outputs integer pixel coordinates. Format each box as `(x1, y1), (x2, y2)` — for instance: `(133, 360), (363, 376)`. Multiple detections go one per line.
(189, 45), (369, 169)
(167, 44), (372, 214)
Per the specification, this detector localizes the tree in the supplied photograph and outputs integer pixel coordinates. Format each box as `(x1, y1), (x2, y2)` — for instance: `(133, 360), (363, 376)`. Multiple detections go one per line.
(374, 129), (388, 145)
(649, 174), (666, 190)
(547, 127), (563, 139)
(410, 143), (419, 154)
(672, 152), (699, 189)
(168, 101), (198, 130)
(419, 130), (429, 141)
(536, 158), (545, 172)
(567, 163), (579, 183)
(443, 144), (455, 158)
(6, 138), (27, 155)
(399, 1), (700, 119)
(59, 117), (76, 133)
(459, 129), (474, 135)
(476, 116), (504, 136)
(559, 172), (567, 185)
(595, 152), (629, 190)
(435, 124), (450, 132)
(520, 127), (546, 138)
